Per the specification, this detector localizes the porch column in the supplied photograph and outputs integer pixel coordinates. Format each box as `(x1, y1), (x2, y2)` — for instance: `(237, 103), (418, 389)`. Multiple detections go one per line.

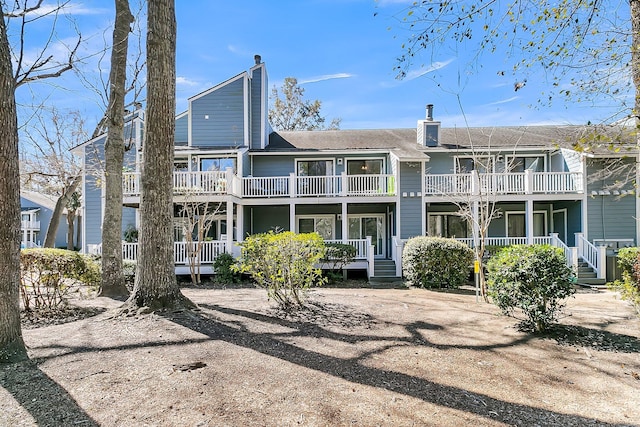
(290, 203), (296, 232)
(226, 201), (233, 252)
(341, 202), (348, 243)
(526, 199), (534, 244)
(236, 204), (244, 243)
(472, 201), (480, 248)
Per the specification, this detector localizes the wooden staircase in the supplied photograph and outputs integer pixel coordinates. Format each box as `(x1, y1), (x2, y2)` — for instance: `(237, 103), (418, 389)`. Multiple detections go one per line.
(575, 259), (606, 287)
(370, 259), (401, 283)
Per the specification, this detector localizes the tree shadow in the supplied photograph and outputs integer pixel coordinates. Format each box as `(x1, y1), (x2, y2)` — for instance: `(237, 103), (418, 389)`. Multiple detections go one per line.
(170, 302), (628, 426)
(0, 360), (99, 426)
(545, 324), (640, 353)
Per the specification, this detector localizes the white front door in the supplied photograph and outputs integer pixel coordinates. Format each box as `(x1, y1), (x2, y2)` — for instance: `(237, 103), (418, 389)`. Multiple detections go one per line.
(348, 215), (385, 258)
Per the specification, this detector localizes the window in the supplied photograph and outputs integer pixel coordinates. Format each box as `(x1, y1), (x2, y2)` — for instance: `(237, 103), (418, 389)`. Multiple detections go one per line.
(428, 214), (470, 238)
(297, 216), (334, 240)
(508, 156), (545, 172)
(455, 156), (493, 173)
(506, 212), (547, 237)
(297, 160), (333, 176)
(347, 159), (382, 175)
(196, 157), (236, 172)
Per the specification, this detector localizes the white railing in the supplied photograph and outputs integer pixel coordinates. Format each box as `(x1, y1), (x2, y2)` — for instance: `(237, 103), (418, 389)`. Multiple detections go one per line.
(21, 220), (40, 230)
(124, 171), (230, 197)
(549, 233), (578, 270)
(243, 176), (289, 197)
(325, 239), (369, 259)
(457, 236), (552, 248)
(92, 240), (227, 265)
(295, 175), (341, 197)
(576, 233), (606, 279)
(424, 171), (583, 196)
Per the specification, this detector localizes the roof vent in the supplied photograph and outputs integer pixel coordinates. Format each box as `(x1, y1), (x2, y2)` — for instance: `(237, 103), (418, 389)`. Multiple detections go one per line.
(426, 104), (434, 121)
(254, 54), (262, 65)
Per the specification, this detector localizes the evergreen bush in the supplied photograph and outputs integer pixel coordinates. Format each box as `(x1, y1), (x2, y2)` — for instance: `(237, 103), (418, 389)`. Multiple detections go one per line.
(213, 252), (240, 284)
(20, 248), (101, 311)
(234, 231), (327, 308)
(402, 236), (474, 288)
(487, 244), (576, 332)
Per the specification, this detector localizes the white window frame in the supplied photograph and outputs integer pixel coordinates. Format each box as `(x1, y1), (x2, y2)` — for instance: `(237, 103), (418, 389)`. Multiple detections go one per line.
(294, 158), (335, 177)
(296, 214), (335, 240)
(345, 157), (386, 175)
(505, 154), (546, 172)
(505, 210), (548, 237)
(454, 156), (495, 174)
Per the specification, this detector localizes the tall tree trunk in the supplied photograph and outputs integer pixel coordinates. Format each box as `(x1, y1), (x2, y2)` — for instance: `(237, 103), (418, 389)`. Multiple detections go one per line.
(631, 0), (640, 129)
(43, 175), (81, 248)
(100, 0), (134, 297)
(66, 210), (76, 250)
(127, 0), (193, 310)
(0, 5), (28, 363)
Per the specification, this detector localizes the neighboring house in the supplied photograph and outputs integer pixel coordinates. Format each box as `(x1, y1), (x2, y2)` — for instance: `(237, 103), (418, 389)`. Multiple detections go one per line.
(20, 190), (82, 249)
(74, 57), (639, 284)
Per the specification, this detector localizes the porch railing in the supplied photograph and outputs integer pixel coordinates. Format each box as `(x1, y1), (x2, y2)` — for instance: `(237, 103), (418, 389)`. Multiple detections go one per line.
(21, 220), (40, 230)
(425, 171), (583, 196)
(576, 233), (606, 279)
(325, 239), (369, 259)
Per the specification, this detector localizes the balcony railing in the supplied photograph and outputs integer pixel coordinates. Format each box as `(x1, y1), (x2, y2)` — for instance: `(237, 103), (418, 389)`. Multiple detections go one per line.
(124, 171), (396, 198)
(91, 238), (370, 264)
(21, 220), (40, 230)
(424, 170), (583, 196)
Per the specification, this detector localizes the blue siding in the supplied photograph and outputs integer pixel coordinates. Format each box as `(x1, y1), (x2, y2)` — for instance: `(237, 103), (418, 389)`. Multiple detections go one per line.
(83, 135), (106, 247)
(588, 195), (636, 241)
(175, 114), (188, 145)
(252, 156), (294, 176)
(250, 206), (290, 233)
(250, 65), (265, 149)
(191, 76), (246, 148)
(399, 163), (423, 238)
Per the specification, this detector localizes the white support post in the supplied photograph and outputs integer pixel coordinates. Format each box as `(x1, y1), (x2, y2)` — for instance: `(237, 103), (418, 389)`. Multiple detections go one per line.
(597, 245), (607, 280)
(341, 202), (348, 243)
(526, 199), (534, 244)
(289, 173), (296, 198)
(226, 201), (233, 253)
(340, 171), (347, 196)
(366, 236), (374, 279)
(236, 204), (244, 243)
(290, 203), (296, 232)
(524, 169), (533, 194)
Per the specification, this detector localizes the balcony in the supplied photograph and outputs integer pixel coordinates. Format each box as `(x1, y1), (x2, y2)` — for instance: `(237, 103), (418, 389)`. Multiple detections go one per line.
(21, 220), (40, 230)
(424, 170), (583, 196)
(123, 171), (396, 199)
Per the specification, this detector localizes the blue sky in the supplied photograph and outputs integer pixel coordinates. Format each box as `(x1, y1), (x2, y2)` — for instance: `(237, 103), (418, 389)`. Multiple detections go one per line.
(10, 0), (632, 131)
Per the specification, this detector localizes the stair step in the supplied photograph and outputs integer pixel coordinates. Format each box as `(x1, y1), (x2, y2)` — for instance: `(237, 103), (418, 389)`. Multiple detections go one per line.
(575, 277), (607, 286)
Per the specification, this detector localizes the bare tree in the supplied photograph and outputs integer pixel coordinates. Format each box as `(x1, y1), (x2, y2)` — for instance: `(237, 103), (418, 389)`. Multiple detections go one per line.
(176, 192), (225, 285)
(1, 0), (82, 362)
(269, 77), (341, 131)
(99, 0), (135, 297)
(0, 1), (27, 363)
(125, 0), (194, 311)
(19, 107), (85, 247)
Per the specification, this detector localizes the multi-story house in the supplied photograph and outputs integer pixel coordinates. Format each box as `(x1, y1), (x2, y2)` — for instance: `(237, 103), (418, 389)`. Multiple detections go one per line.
(20, 190), (81, 249)
(74, 57), (639, 284)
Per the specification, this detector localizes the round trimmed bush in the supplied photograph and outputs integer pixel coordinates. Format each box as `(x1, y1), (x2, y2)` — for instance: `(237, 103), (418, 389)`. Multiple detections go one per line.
(487, 244), (576, 332)
(402, 236), (474, 288)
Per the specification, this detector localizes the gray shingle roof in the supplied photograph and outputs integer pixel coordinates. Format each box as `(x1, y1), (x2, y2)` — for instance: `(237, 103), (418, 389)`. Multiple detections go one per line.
(264, 124), (638, 158)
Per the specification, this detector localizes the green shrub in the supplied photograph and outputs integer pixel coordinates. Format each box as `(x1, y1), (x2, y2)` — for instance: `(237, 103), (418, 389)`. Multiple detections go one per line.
(487, 244), (576, 332)
(321, 243), (357, 282)
(213, 252), (240, 284)
(20, 248), (101, 311)
(402, 236), (474, 288)
(607, 247), (640, 315)
(123, 260), (137, 291)
(234, 231), (327, 308)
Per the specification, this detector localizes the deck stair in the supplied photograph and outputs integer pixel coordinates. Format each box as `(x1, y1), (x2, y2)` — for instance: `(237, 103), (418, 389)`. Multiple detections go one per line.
(575, 259), (606, 287)
(370, 259), (401, 283)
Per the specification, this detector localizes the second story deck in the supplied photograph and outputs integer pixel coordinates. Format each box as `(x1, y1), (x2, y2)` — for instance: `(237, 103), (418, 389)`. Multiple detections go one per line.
(424, 170), (583, 197)
(123, 171), (397, 199)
